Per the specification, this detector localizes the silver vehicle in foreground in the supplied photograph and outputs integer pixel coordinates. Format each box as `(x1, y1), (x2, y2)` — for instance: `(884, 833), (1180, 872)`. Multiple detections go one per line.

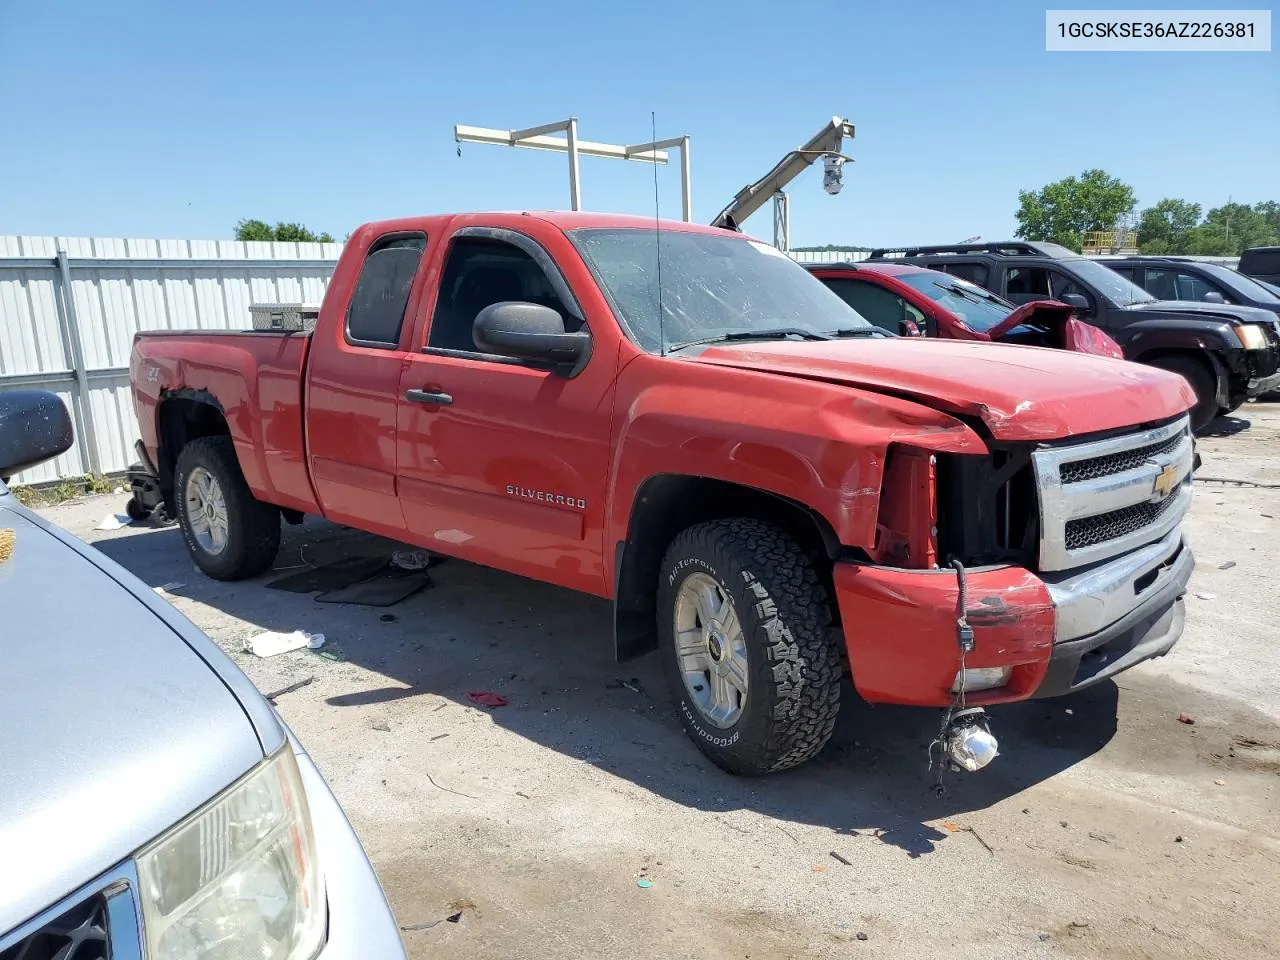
(0, 390), (404, 960)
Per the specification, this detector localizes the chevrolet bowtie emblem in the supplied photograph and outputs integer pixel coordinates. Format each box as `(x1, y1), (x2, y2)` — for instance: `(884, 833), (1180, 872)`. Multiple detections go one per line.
(1151, 463), (1179, 500)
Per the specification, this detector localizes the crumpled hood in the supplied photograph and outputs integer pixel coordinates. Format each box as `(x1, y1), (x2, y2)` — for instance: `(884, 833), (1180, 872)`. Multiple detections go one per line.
(688, 337), (1195, 440)
(1125, 299), (1280, 325)
(0, 500), (264, 935)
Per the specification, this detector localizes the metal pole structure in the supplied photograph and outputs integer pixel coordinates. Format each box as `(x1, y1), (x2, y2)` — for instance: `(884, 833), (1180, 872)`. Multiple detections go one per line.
(679, 136), (692, 222)
(455, 119), (688, 215)
(566, 117), (582, 211)
(773, 193), (790, 251)
(54, 249), (100, 475)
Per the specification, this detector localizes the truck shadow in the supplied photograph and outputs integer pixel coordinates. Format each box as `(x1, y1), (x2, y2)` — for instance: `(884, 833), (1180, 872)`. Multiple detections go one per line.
(93, 518), (1119, 860)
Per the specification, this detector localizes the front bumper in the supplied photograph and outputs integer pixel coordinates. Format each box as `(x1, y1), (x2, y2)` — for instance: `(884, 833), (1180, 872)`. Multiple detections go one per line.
(1247, 367), (1280, 398)
(290, 733), (406, 959)
(831, 533), (1192, 709)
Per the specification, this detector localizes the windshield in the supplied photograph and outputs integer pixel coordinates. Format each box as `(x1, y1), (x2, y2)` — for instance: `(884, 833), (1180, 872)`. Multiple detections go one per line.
(1197, 263), (1280, 303)
(1260, 279), (1280, 298)
(894, 271), (1015, 332)
(1068, 258), (1157, 306)
(568, 228), (874, 353)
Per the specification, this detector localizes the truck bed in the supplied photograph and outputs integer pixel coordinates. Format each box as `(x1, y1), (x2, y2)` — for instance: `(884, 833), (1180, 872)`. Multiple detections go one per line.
(130, 329), (320, 515)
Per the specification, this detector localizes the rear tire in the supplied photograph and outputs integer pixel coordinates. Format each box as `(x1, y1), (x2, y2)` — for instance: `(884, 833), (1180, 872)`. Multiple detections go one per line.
(1148, 355), (1218, 433)
(657, 519), (842, 776)
(174, 436), (280, 580)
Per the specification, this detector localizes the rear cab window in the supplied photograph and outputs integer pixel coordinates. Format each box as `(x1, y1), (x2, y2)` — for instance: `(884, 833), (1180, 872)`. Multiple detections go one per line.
(345, 234), (428, 348)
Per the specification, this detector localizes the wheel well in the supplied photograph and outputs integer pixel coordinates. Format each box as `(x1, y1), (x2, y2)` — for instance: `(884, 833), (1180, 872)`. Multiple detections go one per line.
(156, 394), (230, 510)
(612, 475), (841, 662)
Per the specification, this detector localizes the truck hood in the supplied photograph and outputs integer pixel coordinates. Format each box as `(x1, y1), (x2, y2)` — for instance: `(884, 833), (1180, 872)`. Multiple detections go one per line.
(1124, 299), (1280, 325)
(688, 337), (1194, 440)
(0, 497), (265, 935)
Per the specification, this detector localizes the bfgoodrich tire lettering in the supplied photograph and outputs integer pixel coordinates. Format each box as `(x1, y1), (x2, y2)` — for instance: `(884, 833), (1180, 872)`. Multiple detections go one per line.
(174, 436), (281, 580)
(657, 519), (841, 775)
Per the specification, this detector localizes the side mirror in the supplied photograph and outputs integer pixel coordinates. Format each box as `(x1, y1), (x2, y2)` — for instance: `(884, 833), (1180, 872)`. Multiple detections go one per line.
(474, 302), (591, 374)
(1060, 293), (1091, 313)
(0, 390), (74, 482)
(1202, 291), (1226, 304)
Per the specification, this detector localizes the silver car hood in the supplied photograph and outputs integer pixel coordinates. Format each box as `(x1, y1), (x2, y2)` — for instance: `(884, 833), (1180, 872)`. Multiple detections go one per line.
(0, 495), (278, 935)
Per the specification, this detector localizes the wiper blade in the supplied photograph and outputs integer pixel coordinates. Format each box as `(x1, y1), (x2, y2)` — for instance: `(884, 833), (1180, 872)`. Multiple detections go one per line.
(824, 327), (883, 338)
(936, 281), (1005, 307)
(666, 327), (831, 352)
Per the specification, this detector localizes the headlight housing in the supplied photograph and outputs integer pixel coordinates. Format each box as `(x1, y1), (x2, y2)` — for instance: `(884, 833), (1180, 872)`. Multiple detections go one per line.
(1234, 324), (1269, 350)
(136, 745), (326, 960)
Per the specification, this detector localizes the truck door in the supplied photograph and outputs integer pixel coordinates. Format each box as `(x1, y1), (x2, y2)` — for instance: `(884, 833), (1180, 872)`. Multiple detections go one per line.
(304, 230), (430, 536)
(394, 225), (617, 596)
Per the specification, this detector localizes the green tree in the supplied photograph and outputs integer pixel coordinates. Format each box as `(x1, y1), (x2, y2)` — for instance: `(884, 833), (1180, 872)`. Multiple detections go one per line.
(1255, 201), (1280, 239)
(1184, 203), (1278, 256)
(1137, 199), (1201, 254)
(235, 219), (335, 243)
(1014, 169), (1136, 251)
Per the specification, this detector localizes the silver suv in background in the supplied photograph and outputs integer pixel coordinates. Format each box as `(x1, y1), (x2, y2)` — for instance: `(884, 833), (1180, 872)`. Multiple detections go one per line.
(0, 390), (404, 960)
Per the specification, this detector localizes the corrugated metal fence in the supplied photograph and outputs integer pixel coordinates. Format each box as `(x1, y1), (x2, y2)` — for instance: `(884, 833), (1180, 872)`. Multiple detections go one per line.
(0, 235), (341, 484)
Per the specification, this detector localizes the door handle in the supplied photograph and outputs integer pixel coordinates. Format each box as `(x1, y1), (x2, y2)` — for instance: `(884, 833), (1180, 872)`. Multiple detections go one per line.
(405, 388), (453, 405)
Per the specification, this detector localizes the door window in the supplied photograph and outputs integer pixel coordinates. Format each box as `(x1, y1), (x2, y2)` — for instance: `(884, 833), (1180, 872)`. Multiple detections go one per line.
(1005, 267), (1052, 299)
(939, 261), (990, 286)
(345, 234), (427, 347)
(822, 278), (908, 333)
(428, 237), (576, 353)
(1147, 268), (1226, 303)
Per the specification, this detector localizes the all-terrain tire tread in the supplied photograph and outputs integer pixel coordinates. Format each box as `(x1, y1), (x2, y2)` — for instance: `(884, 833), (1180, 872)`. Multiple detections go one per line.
(663, 518), (841, 774)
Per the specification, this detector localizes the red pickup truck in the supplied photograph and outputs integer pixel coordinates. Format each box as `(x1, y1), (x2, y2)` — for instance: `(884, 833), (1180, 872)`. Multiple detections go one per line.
(130, 212), (1197, 777)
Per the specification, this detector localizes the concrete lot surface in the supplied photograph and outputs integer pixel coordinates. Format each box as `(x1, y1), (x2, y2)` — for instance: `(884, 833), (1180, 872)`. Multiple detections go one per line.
(40, 403), (1280, 960)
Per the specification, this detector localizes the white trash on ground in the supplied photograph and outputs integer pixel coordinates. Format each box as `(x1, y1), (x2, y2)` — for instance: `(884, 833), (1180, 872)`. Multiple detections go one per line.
(95, 514), (131, 531)
(244, 629), (326, 657)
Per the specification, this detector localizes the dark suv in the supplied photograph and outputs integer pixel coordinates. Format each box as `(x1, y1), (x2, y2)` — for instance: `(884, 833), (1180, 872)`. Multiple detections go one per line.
(1239, 246), (1280, 286)
(866, 241), (1280, 431)
(1105, 257), (1280, 323)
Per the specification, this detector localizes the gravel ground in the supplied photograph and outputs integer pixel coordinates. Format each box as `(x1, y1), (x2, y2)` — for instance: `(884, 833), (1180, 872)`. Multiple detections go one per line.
(39, 402), (1280, 960)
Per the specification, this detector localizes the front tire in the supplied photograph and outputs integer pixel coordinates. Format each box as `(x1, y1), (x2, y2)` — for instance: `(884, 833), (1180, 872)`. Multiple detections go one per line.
(174, 436), (281, 580)
(657, 519), (842, 775)
(1148, 355), (1218, 433)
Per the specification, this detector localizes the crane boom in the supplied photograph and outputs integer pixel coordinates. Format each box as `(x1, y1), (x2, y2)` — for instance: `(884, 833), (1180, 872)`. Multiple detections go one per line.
(710, 116), (855, 233)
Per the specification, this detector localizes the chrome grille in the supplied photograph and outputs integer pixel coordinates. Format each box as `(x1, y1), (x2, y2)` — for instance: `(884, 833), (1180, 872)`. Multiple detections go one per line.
(1033, 415), (1194, 572)
(1064, 489), (1184, 550)
(1, 864), (143, 960)
(1059, 433), (1182, 484)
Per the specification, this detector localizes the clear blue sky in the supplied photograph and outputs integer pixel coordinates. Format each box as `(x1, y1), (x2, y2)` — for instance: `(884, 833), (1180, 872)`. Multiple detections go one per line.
(1, 1), (1276, 247)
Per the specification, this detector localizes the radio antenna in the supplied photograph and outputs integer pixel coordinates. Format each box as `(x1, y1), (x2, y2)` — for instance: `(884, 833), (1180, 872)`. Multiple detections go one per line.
(652, 110), (666, 356)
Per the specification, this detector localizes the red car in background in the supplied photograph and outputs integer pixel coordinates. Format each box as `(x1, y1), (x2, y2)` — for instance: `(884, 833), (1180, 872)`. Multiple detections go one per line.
(806, 261), (1123, 358)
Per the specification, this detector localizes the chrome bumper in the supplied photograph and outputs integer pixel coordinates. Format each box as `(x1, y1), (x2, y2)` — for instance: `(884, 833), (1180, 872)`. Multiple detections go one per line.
(1042, 526), (1192, 643)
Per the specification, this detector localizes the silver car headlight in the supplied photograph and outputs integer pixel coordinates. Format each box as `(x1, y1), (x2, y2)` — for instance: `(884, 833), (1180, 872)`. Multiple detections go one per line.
(136, 745), (326, 960)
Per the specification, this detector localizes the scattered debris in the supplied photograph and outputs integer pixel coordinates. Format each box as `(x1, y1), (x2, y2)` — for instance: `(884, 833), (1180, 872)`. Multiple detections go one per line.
(963, 826), (994, 855)
(1069, 921), (1089, 929)
(424, 771), (476, 800)
(606, 678), (644, 693)
(829, 851), (853, 866)
(1214, 779), (1225, 786)
(774, 824), (801, 845)
(1060, 820), (1070, 829)
(432, 702), (448, 712)
(153, 581), (186, 593)
(391, 549), (435, 571)
(1088, 832), (1112, 844)
(941, 821), (961, 833)
(1060, 853), (1095, 870)
(1219, 560), (1237, 570)
(1065, 708), (1074, 715)
(268, 556), (387, 593)
(1022, 807), (1031, 814)
(468, 691), (508, 708)
(380, 613), (398, 623)
(429, 733), (450, 742)
(515, 791), (531, 800)
(1194, 592), (1217, 601)
(400, 910), (464, 932)
(370, 719), (391, 732)
(1038, 933), (1051, 942)
(95, 514), (131, 531)
(244, 629), (325, 657)
(446, 911), (462, 923)
(812, 865), (826, 873)
(855, 932), (869, 941)
(637, 878), (653, 889)
(264, 675), (314, 702)
(1175, 835), (1184, 843)
(1177, 713), (1195, 725)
